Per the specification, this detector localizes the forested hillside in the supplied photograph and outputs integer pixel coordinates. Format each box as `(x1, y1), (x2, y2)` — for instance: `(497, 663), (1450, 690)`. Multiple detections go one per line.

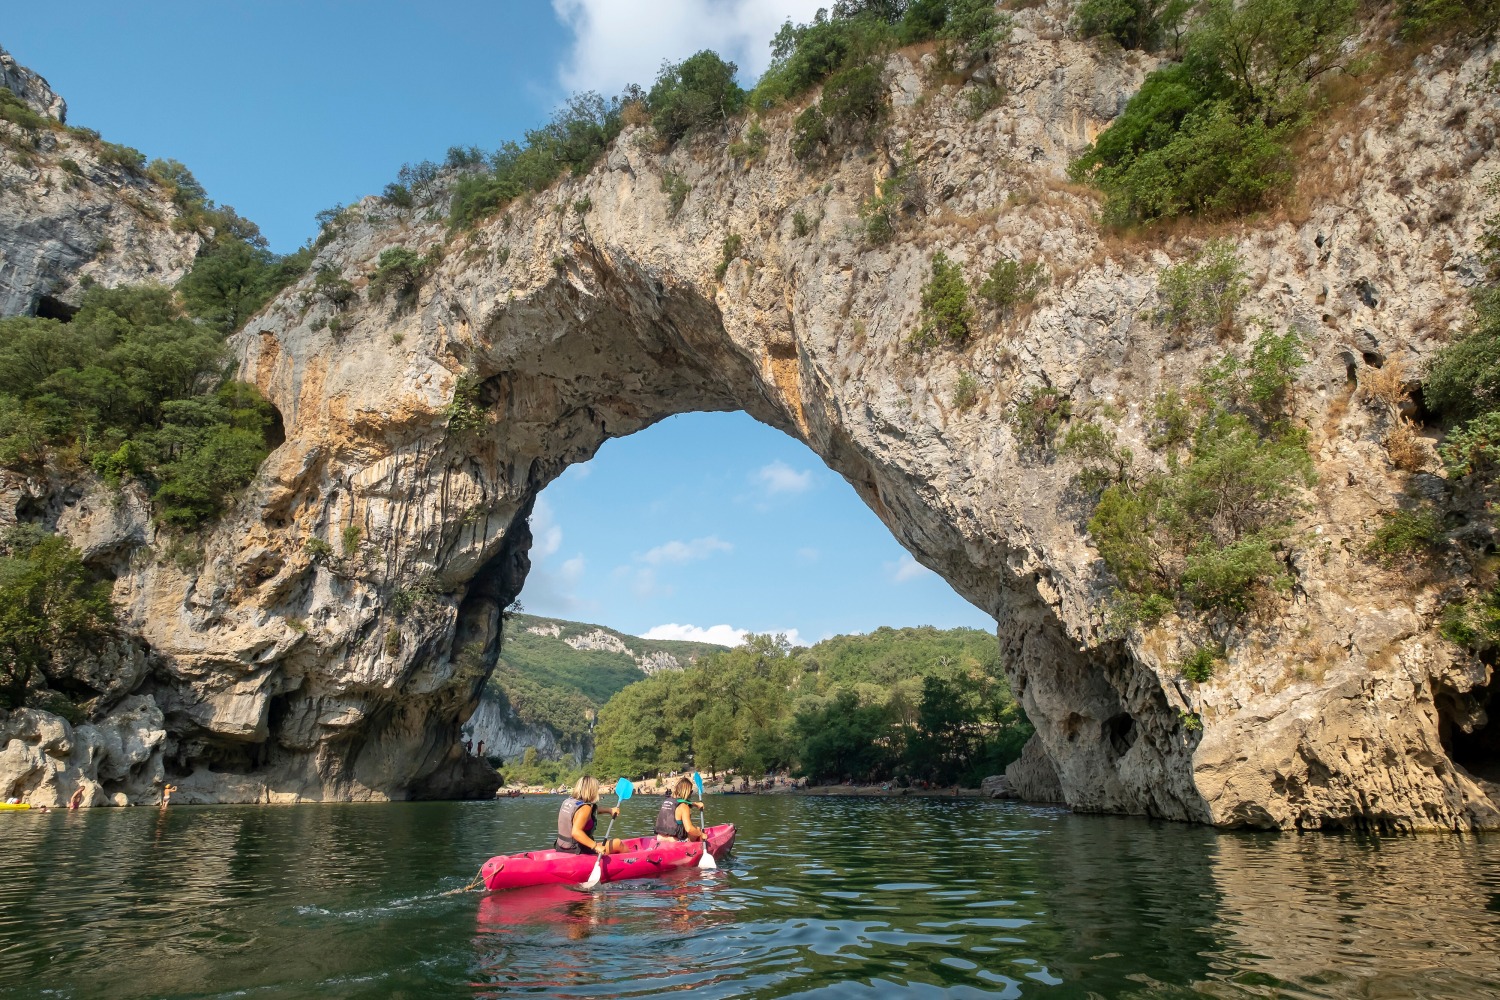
(592, 626), (1028, 787)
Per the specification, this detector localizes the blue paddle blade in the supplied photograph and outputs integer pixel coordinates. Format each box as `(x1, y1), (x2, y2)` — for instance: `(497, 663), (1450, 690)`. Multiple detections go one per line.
(614, 777), (634, 801)
(692, 771), (705, 798)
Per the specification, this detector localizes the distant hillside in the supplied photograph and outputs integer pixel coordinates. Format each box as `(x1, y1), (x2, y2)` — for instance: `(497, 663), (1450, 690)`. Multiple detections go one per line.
(467, 614), (727, 758)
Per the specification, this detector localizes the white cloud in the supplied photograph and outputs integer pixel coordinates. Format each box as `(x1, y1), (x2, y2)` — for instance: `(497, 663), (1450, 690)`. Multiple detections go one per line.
(560, 555), (586, 580)
(887, 554), (934, 584)
(551, 0), (827, 97)
(641, 535), (733, 565)
(530, 497), (564, 559)
(796, 546), (820, 563)
(754, 460), (814, 495)
(641, 623), (808, 647)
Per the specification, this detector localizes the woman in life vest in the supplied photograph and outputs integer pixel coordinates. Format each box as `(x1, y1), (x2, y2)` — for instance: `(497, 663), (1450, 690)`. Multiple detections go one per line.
(654, 775), (705, 842)
(555, 776), (624, 856)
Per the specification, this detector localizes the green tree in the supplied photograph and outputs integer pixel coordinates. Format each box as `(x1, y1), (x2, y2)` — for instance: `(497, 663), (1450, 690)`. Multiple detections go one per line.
(648, 50), (745, 145)
(0, 527), (115, 710)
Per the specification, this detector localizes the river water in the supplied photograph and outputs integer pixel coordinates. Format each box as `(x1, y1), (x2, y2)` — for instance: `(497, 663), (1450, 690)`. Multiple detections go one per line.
(1, 795), (1498, 998)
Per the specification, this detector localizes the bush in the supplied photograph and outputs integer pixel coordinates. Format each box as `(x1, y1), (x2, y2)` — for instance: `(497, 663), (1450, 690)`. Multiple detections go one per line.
(728, 121), (769, 161)
(341, 524), (363, 558)
(648, 50), (745, 146)
(1177, 645), (1222, 682)
(792, 61), (888, 162)
(661, 172), (690, 217)
(715, 234), (743, 281)
(792, 210), (814, 237)
(952, 371), (980, 411)
(1367, 508), (1443, 564)
(1073, 0), (1191, 50)
(908, 252), (973, 349)
(369, 246), (439, 305)
(0, 526), (116, 711)
(1399, 0), (1499, 36)
(1157, 239), (1247, 335)
(1009, 386), (1073, 453)
(939, 0), (1011, 50)
(978, 257), (1047, 316)
(180, 232), (310, 334)
(858, 154), (921, 245)
(0, 88), (50, 131)
(96, 142), (147, 174)
(1442, 588), (1500, 650)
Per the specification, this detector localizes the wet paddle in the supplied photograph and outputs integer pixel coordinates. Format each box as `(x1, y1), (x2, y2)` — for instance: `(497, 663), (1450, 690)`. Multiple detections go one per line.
(693, 771), (716, 870)
(582, 777), (634, 890)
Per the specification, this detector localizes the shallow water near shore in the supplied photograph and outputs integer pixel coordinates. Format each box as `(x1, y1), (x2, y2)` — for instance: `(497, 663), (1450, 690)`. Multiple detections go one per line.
(1, 795), (1498, 998)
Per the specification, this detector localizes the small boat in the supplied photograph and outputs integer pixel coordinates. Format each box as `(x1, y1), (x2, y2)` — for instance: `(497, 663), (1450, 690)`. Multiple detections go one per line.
(0, 803), (31, 811)
(480, 823), (735, 892)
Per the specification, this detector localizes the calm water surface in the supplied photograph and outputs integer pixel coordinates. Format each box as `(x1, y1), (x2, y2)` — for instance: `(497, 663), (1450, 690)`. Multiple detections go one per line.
(1, 796), (1498, 998)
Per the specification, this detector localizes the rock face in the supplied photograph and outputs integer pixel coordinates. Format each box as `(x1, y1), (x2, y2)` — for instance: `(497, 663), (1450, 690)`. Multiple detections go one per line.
(0, 44), (65, 121)
(0, 52), (200, 318)
(564, 629), (631, 655)
(2, 26), (1498, 826)
(463, 691), (586, 766)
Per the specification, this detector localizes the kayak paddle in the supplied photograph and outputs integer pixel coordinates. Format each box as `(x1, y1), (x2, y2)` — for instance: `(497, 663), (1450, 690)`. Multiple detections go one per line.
(693, 771), (716, 870)
(582, 777), (634, 889)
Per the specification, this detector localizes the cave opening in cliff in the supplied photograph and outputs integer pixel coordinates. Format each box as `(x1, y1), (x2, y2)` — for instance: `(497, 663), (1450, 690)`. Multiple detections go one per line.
(1438, 672), (1500, 784)
(33, 295), (77, 322)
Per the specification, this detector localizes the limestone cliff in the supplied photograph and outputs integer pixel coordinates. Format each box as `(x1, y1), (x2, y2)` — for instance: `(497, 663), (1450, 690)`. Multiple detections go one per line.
(2, 23), (1498, 826)
(0, 47), (200, 318)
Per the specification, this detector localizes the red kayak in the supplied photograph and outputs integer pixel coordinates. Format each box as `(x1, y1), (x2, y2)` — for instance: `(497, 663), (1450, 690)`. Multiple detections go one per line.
(480, 823), (735, 892)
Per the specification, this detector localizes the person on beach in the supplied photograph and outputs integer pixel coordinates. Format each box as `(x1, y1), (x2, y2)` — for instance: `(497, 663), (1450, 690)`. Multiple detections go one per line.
(653, 776), (705, 842)
(555, 776), (623, 856)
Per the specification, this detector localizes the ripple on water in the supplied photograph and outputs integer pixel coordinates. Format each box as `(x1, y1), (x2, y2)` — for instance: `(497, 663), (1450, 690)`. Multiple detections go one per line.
(1, 798), (1499, 998)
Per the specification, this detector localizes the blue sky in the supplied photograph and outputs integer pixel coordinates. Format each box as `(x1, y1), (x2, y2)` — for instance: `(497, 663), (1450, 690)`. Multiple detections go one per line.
(3, 2), (996, 644)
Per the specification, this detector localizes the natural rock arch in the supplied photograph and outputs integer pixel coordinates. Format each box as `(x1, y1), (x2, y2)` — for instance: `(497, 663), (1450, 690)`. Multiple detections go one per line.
(93, 38), (1498, 828)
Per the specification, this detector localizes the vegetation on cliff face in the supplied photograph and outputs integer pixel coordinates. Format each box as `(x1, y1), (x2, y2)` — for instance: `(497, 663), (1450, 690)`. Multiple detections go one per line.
(0, 525), (115, 714)
(592, 626), (1029, 787)
(0, 286), (278, 528)
(1426, 185), (1500, 649)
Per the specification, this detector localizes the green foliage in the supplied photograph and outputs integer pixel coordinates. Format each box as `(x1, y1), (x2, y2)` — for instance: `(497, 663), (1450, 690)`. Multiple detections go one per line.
(305, 537), (334, 561)
(1441, 587), (1500, 650)
(96, 141), (146, 174)
(715, 233), (744, 281)
(180, 231), (310, 334)
(1008, 386), (1073, 454)
(661, 172), (691, 217)
(855, 147), (922, 246)
(448, 91), (629, 231)
(1156, 239), (1247, 335)
(594, 625), (1028, 785)
(791, 62), (887, 161)
(311, 266), (356, 309)
(0, 288), (277, 528)
(1177, 644), (1221, 682)
(952, 371), (980, 411)
(963, 83), (1006, 120)
(939, 0), (1011, 50)
(648, 50), (745, 146)
(1399, 0), (1500, 36)
(1060, 419), (1133, 495)
(728, 121), (769, 161)
(1069, 0), (1357, 225)
(977, 257), (1047, 316)
(0, 88), (50, 132)
(792, 209), (814, 237)
(752, 10), (897, 110)
(341, 524), (363, 558)
(0, 526), (116, 711)
(908, 252), (973, 349)
(367, 247), (440, 310)
(1201, 322), (1307, 416)
(1367, 508), (1443, 565)
(1149, 388), (1196, 449)
(1074, 0), (1191, 50)
(446, 373), (487, 435)
(1440, 412), (1500, 482)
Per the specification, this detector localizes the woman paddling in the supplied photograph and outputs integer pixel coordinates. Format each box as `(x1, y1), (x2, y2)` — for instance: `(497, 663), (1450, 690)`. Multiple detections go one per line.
(555, 776), (623, 857)
(653, 775), (705, 843)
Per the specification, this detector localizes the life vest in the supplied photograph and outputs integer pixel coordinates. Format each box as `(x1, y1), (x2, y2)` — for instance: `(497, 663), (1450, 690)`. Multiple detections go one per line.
(556, 797), (595, 850)
(655, 796), (691, 838)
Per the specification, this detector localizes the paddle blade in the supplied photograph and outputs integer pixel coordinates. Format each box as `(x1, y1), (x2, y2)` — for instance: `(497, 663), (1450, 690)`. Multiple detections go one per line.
(582, 854), (604, 889)
(693, 771), (705, 798)
(614, 777), (634, 802)
(698, 841), (717, 870)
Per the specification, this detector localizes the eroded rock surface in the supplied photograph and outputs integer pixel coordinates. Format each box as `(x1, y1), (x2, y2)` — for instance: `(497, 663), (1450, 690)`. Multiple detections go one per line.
(2, 27), (1498, 825)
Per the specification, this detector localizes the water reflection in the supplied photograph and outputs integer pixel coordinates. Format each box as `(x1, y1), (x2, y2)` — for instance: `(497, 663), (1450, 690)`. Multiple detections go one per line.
(0, 797), (1496, 998)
